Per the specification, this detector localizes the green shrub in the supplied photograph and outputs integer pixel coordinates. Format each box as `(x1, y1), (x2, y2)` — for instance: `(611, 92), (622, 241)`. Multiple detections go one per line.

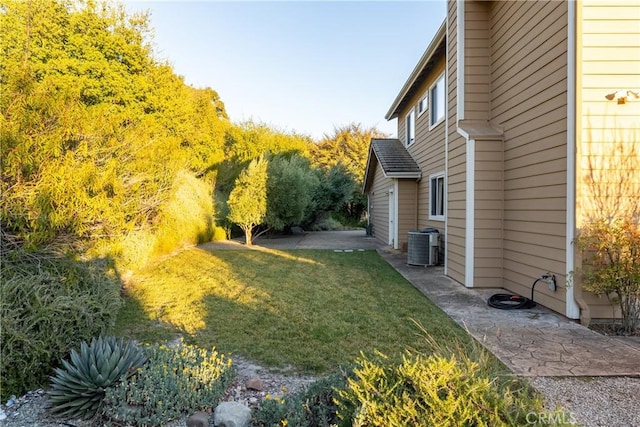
(0, 246), (122, 400)
(253, 372), (346, 427)
(102, 340), (235, 426)
(577, 217), (640, 333)
(308, 215), (346, 231)
(213, 225), (228, 241)
(48, 336), (148, 419)
(335, 350), (564, 427)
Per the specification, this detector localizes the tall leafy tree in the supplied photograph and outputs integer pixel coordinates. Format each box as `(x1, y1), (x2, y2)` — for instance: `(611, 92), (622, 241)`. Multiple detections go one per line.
(311, 123), (386, 223)
(224, 120), (311, 163)
(0, 0), (228, 250)
(265, 154), (319, 231)
(227, 156), (268, 245)
(312, 164), (356, 214)
(311, 123), (386, 184)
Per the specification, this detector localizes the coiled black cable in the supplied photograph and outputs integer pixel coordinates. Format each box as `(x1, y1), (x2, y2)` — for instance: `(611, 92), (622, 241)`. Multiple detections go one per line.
(487, 278), (541, 310)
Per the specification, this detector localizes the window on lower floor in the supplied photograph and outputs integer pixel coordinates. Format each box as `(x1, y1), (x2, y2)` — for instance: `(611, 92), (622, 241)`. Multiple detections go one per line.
(429, 172), (445, 220)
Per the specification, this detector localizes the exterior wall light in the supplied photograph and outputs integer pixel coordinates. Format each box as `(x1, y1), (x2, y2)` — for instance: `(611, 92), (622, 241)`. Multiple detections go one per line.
(605, 89), (640, 104)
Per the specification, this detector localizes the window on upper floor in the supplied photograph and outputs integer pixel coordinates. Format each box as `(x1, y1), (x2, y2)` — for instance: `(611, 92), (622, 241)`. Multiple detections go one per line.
(429, 172), (445, 221)
(418, 92), (428, 117)
(405, 109), (415, 146)
(430, 74), (445, 128)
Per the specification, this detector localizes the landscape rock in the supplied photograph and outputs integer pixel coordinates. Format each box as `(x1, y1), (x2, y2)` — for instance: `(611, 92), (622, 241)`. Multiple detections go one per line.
(213, 402), (251, 427)
(187, 411), (210, 427)
(245, 377), (263, 391)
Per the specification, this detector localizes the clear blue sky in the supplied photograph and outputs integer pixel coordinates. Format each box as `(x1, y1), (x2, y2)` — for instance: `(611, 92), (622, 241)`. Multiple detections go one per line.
(124, 1), (446, 141)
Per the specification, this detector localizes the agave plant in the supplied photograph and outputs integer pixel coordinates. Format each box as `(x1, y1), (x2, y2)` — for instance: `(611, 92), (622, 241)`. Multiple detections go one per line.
(48, 336), (148, 419)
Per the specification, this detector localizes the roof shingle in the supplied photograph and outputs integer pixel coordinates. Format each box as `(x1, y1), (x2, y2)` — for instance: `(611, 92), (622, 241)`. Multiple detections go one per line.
(371, 138), (421, 175)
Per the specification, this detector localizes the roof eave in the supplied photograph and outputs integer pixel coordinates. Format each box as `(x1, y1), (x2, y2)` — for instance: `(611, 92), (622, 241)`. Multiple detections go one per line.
(362, 143), (376, 193)
(384, 172), (422, 179)
(385, 20), (447, 121)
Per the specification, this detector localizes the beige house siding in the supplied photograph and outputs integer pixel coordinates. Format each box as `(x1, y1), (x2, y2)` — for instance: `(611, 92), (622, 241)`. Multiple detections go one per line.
(368, 0), (635, 320)
(578, 0), (640, 224)
(486, 0), (569, 314)
(406, 58), (447, 234)
(473, 139), (504, 287)
(463, 1), (491, 122)
(392, 42), (448, 250)
(369, 161), (391, 246)
(446, 0), (466, 285)
(577, 0), (640, 318)
(366, 161), (419, 250)
(397, 180), (418, 250)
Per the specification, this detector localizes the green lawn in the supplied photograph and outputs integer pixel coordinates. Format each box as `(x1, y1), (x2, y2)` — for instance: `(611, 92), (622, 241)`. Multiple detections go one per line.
(112, 247), (478, 374)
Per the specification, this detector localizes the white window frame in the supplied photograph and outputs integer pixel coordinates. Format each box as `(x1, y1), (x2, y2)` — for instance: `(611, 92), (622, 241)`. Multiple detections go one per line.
(429, 172), (445, 221)
(405, 109), (415, 146)
(417, 92), (428, 117)
(429, 73), (445, 129)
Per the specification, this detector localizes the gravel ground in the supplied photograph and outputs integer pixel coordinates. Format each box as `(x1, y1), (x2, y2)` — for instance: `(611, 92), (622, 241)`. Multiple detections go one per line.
(0, 356), (317, 427)
(2, 362), (638, 426)
(529, 376), (640, 426)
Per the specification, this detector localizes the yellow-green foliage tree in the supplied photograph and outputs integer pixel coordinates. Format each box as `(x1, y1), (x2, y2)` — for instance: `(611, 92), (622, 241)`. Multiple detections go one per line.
(227, 156), (268, 246)
(0, 0), (230, 400)
(224, 120), (311, 163)
(311, 123), (387, 223)
(311, 123), (386, 184)
(0, 0), (227, 254)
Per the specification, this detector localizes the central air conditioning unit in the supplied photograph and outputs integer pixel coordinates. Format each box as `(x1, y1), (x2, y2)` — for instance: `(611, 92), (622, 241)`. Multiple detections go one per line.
(407, 228), (440, 266)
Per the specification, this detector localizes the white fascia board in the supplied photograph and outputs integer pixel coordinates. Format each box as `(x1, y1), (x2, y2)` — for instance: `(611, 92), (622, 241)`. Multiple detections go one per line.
(362, 143), (376, 193)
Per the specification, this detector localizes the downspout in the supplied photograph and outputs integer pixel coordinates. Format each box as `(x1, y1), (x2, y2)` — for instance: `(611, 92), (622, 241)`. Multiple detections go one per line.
(566, 0), (586, 321)
(456, 0), (474, 288)
(416, 176), (421, 233)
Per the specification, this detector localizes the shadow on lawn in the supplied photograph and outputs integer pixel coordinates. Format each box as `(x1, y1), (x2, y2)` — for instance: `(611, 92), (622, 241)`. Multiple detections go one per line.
(115, 247), (469, 374)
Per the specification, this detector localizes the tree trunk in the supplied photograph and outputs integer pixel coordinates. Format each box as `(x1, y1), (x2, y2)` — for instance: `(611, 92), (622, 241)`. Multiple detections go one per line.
(244, 227), (253, 246)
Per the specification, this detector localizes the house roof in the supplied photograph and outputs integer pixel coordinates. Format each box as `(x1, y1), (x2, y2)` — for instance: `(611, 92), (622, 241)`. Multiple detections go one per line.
(385, 20), (447, 120)
(363, 138), (421, 192)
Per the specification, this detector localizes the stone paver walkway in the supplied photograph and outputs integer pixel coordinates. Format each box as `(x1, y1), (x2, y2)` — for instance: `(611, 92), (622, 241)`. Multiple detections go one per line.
(379, 249), (640, 377)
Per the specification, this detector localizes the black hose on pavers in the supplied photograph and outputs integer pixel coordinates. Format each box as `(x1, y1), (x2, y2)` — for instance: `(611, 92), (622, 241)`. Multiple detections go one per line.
(487, 278), (541, 310)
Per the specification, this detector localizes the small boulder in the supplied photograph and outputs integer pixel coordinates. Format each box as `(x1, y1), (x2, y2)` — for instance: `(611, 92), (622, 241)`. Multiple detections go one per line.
(213, 402), (251, 427)
(245, 377), (263, 391)
(187, 411), (210, 427)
